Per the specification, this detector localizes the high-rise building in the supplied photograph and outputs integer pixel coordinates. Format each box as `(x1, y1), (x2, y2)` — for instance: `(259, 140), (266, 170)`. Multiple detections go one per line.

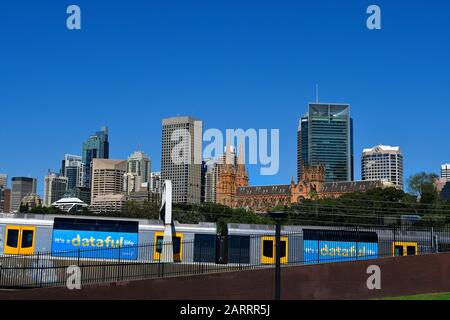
(44, 172), (69, 207)
(361, 145), (404, 190)
(0, 173), (7, 188)
(61, 154), (84, 190)
(0, 187), (11, 213)
(10, 177), (37, 212)
(297, 103), (354, 183)
(124, 151), (151, 194)
(90, 159), (127, 212)
(441, 164), (450, 181)
(150, 172), (161, 194)
(82, 126), (109, 188)
(161, 116), (203, 204)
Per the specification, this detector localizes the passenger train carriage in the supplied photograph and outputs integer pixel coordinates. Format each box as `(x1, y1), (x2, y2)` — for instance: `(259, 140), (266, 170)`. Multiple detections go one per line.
(0, 213), (448, 265)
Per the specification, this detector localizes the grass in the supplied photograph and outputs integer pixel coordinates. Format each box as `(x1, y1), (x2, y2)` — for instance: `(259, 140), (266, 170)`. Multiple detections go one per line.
(381, 292), (450, 300)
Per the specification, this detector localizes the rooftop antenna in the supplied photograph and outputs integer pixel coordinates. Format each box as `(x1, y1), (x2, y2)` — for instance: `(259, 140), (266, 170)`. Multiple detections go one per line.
(316, 84), (319, 104)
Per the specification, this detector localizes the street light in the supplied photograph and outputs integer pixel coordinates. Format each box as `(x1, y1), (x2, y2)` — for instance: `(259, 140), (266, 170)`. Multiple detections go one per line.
(269, 210), (288, 300)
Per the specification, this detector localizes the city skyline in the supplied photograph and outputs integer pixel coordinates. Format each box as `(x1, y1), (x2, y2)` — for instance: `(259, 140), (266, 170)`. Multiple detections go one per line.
(0, 108), (447, 197)
(1, 1), (449, 196)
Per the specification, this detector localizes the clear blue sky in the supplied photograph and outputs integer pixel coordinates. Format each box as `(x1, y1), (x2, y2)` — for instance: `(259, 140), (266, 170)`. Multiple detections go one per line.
(1, 0), (449, 195)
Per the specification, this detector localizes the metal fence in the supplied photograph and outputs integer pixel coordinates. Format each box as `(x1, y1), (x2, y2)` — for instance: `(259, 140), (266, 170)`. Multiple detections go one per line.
(0, 224), (448, 289)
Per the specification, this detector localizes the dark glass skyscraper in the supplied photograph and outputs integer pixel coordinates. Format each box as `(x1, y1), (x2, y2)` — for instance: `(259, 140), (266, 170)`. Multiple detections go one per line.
(82, 126), (109, 188)
(297, 103), (354, 183)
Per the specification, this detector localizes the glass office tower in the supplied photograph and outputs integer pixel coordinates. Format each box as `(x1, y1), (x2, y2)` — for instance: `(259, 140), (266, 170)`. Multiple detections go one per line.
(82, 126), (109, 188)
(297, 103), (353, 183)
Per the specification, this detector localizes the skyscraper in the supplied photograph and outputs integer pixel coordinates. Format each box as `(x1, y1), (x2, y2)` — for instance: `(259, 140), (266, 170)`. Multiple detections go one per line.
(61, 154), (84, 190)
(361, 145), (404, 190)
(0, 173), (7, 188)
(82, 126), (109, 188)
(90, 159), (127, 212)
(44, 172), (69, 206)
(10, 177), (37, 212)
(161, 116), (202, 204)
(297, 103), (354, 183)
(441, 164), (450, 181)
(0, 187), (11, 213)
(124, 151), (151, 194)
(150, 172), (161, 194)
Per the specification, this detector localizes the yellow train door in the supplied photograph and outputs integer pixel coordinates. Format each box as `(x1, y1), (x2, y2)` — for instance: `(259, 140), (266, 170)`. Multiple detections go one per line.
(153, 232), (183, 262)
(4, 225), (36, 255)
(393, 242), (417, 257)
(261, 236), (288, 264)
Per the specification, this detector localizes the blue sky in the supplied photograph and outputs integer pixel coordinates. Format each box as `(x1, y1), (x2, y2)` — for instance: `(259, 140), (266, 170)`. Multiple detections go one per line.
(1, 0), (449, 195)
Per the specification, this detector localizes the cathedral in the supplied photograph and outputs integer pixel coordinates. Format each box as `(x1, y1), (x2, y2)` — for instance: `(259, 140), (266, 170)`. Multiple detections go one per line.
(216, 146), (325, 212)
(215, 144), (249, 207)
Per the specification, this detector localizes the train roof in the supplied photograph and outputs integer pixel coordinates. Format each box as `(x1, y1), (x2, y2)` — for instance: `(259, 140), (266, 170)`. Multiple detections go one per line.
(0, 213), (217, 232)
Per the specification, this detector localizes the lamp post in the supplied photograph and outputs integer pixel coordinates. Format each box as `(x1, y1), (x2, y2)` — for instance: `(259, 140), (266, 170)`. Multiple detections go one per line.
(269, 210), (288, 300)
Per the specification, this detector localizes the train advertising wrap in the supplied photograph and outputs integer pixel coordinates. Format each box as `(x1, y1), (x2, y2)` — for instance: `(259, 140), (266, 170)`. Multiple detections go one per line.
(303, 240), (378, 264)
(51, 217), (139, 260)
(303, 229), (378, 264)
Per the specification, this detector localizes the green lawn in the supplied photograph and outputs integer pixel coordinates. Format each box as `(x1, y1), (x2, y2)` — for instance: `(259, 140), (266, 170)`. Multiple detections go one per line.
(382, 292), (450, 300)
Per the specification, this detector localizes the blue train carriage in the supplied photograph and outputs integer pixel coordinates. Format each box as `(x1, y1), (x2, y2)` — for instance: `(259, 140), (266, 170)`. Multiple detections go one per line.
(51, 216), (140, 260)
(0, 213), (54, 255)
(302, 227), (379, 264)
(226, 223), (303, 265)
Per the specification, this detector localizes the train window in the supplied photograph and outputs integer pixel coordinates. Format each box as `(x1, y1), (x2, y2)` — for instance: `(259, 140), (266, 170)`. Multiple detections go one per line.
(263, 240), (273, 258)
(155, 236), (163, 253)
(21, 230), (34, 248)
(394, 245), (403, 257)
(407, 246), (416, 256)
(6, 229), (19, 248)
(280, 240), (287, 258)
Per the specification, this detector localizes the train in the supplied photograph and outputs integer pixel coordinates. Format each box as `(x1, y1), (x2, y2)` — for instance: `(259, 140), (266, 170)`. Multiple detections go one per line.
(0, 213), (449, 265)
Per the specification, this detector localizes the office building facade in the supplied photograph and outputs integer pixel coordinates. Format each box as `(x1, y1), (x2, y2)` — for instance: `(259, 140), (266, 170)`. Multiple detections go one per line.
(10, 177), (37, 212)
(61, 154), (84, 190)
(82, 126), (109, 188)
(361, 145), (404, 189)
(0, 187), (11, 213)
(44, 172), (69, 206)
(297, 103), (354, 183)
(91, 159), (127, 211)
(124, 151), (151, 194)
(0, 174), (7, 188)
(161, 116), (202, 204)
(441, 164), (450, 181)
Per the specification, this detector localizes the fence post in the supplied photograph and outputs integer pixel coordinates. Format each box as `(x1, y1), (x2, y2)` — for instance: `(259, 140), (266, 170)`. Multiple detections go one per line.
(117, 245), (121, 282)
(37, 252), (43, 288)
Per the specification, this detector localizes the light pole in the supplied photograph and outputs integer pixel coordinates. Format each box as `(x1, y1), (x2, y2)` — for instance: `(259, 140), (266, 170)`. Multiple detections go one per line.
(269, 210), (288, 300)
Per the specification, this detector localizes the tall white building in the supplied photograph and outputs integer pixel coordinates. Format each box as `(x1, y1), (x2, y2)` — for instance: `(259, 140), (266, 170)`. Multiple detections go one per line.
(44, 172), (68, 207)
(441, 164), (450, 181)
(361, 145), (404, 190)
(124, 151), (151, 194)
(161, 116), (203, 204)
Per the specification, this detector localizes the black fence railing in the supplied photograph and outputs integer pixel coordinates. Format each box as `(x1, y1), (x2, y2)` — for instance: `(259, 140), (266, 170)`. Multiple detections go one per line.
(0, 224), (449, 289)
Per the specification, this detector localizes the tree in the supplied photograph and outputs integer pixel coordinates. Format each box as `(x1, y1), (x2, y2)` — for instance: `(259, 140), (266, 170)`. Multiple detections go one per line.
(407, 172), (439, 196)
